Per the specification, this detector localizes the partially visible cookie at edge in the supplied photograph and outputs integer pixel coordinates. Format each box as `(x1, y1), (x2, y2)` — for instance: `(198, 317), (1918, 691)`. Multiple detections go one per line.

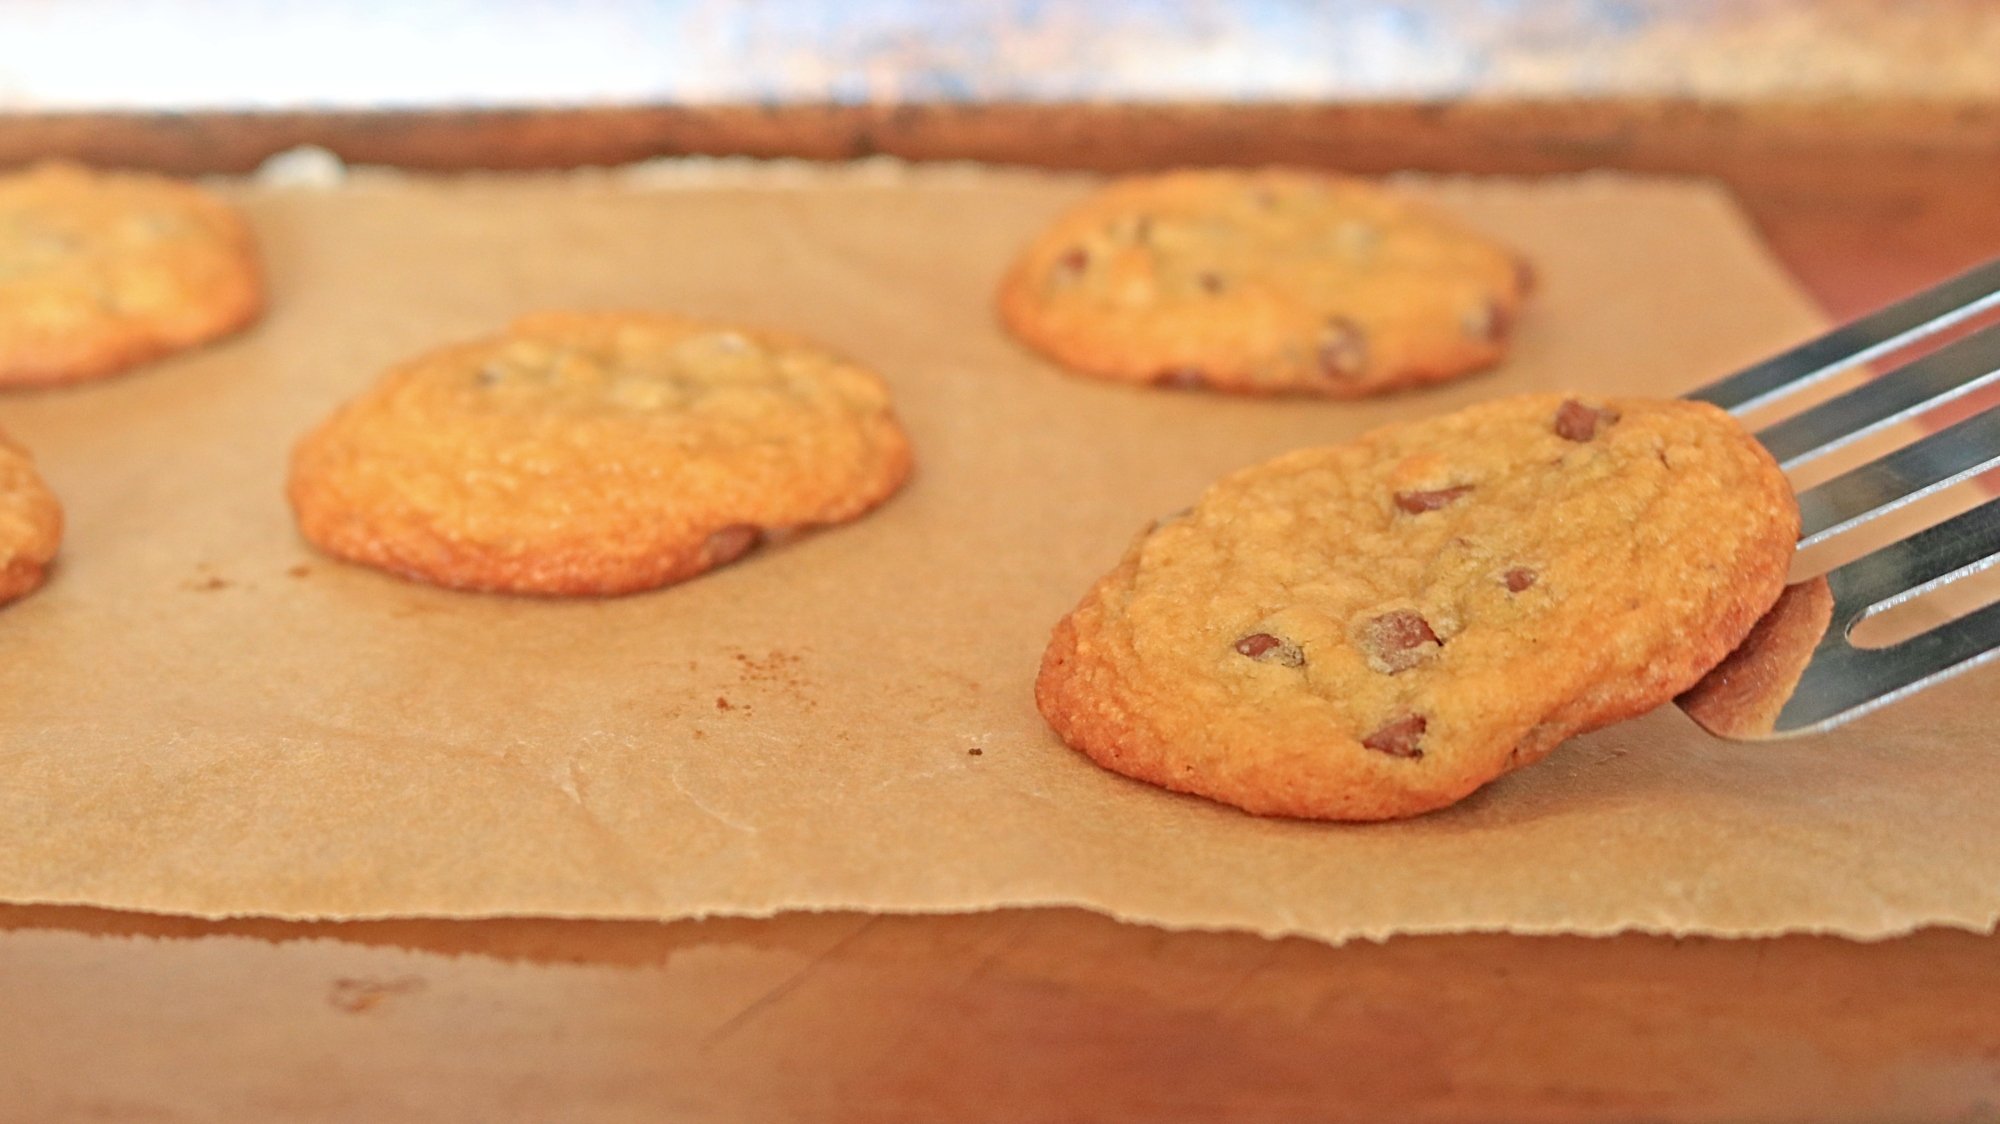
(1035, 393), (1797, 821)
(287, 311), (915, 596)
(998, 169), (1533, 397)
(0, 432), (63, 605)
(0, 162), (264, 388)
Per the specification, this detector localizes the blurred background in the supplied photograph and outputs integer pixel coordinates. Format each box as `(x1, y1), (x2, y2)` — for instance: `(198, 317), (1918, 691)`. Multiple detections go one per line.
(3, 0), (1998, 110)
(7, 0), (1995, 318)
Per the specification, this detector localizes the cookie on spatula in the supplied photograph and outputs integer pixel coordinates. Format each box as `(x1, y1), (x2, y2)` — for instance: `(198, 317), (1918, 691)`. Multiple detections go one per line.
(1036, 393), (1797, 820)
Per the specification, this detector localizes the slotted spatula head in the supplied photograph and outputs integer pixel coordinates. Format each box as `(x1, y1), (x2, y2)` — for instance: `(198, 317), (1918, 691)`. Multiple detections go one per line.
(1677, 256), (2000, 739)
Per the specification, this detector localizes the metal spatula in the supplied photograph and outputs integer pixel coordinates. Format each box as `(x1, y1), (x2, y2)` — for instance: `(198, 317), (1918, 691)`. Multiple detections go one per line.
(1676, 256), (2000, 739)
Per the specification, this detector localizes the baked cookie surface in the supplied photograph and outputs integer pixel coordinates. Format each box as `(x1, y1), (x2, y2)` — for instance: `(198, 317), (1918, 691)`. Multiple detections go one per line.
(998, 169), (1531, 396)
(0, 162), (263, 387)
(288, 312), (915, 596)
(1036, 394), (1796, 820)
(0, 432), (63, 605)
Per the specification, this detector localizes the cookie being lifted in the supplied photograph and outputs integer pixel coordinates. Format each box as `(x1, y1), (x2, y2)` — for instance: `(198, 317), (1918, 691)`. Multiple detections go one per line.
(0, 432), (63, 606)
(998, 169), (1531, 396)
(288, 312), (914, 596)
(0, 162), (263, 387)
(1036, 394), (1797, 820)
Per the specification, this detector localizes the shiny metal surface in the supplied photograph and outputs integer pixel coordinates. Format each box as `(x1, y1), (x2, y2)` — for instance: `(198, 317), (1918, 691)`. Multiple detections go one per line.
(1689, 255), (2000, 416)
(1685, 255), (2000, 737)
(1772, 501), (2000, 735)
(1753, 322), (2000, 471)
(1796, 408), (2000, 548)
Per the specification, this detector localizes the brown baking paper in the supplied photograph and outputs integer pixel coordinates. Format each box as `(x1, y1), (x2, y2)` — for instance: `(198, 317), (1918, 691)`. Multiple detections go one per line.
(3, 163), (1995, 941)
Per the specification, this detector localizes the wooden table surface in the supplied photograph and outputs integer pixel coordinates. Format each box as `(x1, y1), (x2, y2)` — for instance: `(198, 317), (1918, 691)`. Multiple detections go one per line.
(4, 99), (2000, 1122)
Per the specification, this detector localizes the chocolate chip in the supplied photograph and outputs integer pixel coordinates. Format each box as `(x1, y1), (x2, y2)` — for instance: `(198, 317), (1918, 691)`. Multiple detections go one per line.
(1463, 299), (1512, 342)
(1197, 271), (1226, 295)
(1336, 220), (1380, 255)
(1154, 366), (1208, 390)
(698, 524), (763, 567)
(1363, 715), (1427, 758)
(1503, 567), (1538, 592)
(1235, 633), (1281, 658)
(133, 213), (179, 238)
(1234, 632), (1305, 667)
(759, 524), (804, 549)
(1316, 317), (1368, 379)
(1359, 610), (1440, 673)
(474, 364), (506, 386)
(1394, 485), (1473, 514)
(1555, 399), (1620, 442)
(1055, 246), (1090, 278)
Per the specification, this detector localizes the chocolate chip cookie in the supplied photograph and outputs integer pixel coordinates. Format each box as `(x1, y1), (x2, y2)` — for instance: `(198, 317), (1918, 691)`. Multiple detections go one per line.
(1036, 394), (1796, 820)
(288, 312), (914, 596)
(0, 162), (264, 387)
(998, 169), (1531, 396)
(0, 432), (62, 605)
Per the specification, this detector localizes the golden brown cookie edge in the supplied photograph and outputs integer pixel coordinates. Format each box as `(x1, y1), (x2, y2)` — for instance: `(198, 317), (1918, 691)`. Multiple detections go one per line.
(1035, 395), (1799, 821)
(0, 435), (64, 606)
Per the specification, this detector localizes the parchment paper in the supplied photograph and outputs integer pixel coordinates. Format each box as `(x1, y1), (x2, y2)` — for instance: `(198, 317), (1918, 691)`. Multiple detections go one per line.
(2, 162), (1995, 941)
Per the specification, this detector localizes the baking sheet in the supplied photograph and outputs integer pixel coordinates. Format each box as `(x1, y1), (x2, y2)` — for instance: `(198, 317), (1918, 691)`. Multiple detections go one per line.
(2, 162), (1994, 941)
